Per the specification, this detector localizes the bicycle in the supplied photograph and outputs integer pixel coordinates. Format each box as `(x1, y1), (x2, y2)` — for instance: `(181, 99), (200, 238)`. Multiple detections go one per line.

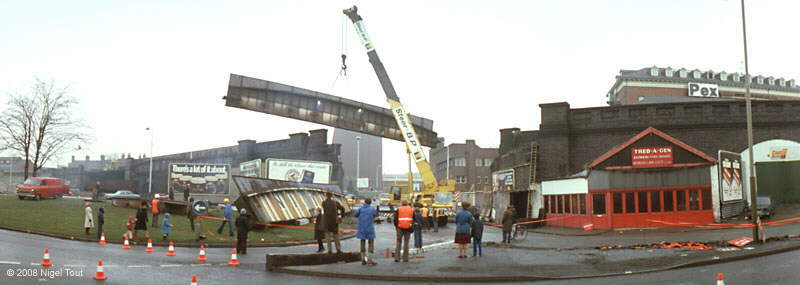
(511, 223), (527, 241)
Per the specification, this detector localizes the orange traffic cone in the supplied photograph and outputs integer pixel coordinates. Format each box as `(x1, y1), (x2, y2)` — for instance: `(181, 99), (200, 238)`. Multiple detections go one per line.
(197, 245), (207, 262)
(99, 233), (106, 245)
(717, 272), (725, 285)
(228, 249), (240, 266)
(166, 242), (176, 256)
(122, 237), (131, 249)
(92, 259), (107, 281)
(144, 240), (153, 253)
(191, 274), (198, 285)
(40, 248), (52, 267)
(384, 248), (390, 259)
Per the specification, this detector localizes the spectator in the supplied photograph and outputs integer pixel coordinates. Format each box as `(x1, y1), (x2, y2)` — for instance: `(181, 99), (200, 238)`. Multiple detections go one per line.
(151, 195), (161, 228)
(471, 212), (484, 257)
(454, 202), (474, 258)
(413, 204), (425, 258)
(187, 197), (196, 232)
(97, 207), (105, 240)
(84, 202), (94, 236)
(216, 198), (234, 236)
(123, 216), (134, 240)
(161, 213), (173, 241)
(421, 206), (430, 232)
(355, 198), (378, 265)
(502, 205), (516, 244)
(393, 200), (413, 262)
(322, 192), (345, 254)
(92, 182), (101, 201)
(313, 208), (325, 253)
(133, 202), (150, 242)
(235, 208), (251, 255)
(183, 184), (190, 202)
(432, 207), (439, 232)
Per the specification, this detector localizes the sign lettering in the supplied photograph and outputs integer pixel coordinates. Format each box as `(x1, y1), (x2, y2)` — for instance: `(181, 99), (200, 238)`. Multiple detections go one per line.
(631, 147), (673, 168)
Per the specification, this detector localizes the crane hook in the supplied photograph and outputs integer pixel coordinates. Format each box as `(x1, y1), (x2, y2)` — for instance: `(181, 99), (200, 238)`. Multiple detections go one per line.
(340, 54), (348, 76)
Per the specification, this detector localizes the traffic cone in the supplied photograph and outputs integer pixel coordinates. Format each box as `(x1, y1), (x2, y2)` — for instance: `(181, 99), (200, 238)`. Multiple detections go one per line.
(40, 248), (52, 267)
(228, 249), (240, 266)
(384, 248), (390, 259)
(122, 237), (131, 249)
(99, 233), (106, 245)
(166, 242), (176, 256)
(144, 240), (153, 253)
(717, 272), (725, 285)
(92, 259), (107, 281)
(197, 245), (207, 261)
(191, 274), (198, 285)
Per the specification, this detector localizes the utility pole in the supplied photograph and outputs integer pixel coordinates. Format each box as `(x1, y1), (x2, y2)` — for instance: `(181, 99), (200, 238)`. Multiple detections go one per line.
(740, 0), (758, 240)
(446, 145), (450, 181)
(147, 127), (154, 195)
(356, 136), (361, 190)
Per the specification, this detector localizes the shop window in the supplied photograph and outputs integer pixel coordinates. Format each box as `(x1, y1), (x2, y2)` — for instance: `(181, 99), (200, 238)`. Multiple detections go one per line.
(556, 195), (563, 214)
(545, 196), (551, 214)
(592, 194), (606, 215)
(676, 190), (687, 211)
(664, 190), (674, 212)
(625, 192), (636, 213)
(550, 196), (556, 214)
(613, 193), (623, 214)
(701, 188), (712, 210)
(689, 189), (699, 210)
(650, 191), (661, 212)
(638, 192), (648, 213)
(564, 195), (572, 214)
(579, 195), (587, 214)
(571, 195), (579, 215)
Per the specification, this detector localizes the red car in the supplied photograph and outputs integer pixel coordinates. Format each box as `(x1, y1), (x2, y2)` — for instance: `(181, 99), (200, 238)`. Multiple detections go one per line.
(17, 177), (69, 200)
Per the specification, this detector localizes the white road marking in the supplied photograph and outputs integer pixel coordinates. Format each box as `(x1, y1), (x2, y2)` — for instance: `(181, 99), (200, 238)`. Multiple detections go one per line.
(104, 265), (120, 268)
(30, 263), (39, 266)
(0, 261), (21, 265)
(128, 265), (151, 268)
(62, 264), (85, 267)
(160, 264), (182, 267)
(190, 264), (212, 266)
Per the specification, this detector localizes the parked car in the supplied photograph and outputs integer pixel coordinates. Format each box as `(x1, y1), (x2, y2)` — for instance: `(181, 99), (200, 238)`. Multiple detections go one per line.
(104, 190), (141, 200)
(757, 196), (776, 219)
(16, 177), (69, 200)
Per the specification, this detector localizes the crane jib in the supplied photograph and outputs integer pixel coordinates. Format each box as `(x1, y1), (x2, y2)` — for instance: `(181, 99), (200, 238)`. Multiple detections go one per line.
(354, 21), (375, 52)
(390, 102), (426, 163)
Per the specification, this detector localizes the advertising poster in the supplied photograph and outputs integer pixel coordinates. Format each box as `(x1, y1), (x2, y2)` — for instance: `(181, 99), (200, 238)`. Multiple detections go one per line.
(168, 163), (230, 195)
(719, 151), (743, 203)
(266, 158), (332, 184)
(492, 169), (514, 191)
(239, 159), (263, 178)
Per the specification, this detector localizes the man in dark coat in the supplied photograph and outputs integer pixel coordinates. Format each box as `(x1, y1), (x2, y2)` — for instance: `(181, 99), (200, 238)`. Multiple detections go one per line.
(97, 207), (105, 240)
(187, 197), (196, 232)
(133, 202), (150, 242)
(322, 192), (344, 254)
(235, 208), (250, 255)
(502, 205), (516, 244)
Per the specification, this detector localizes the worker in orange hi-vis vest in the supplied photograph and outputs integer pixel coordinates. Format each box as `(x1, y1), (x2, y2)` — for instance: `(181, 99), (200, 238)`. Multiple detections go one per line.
(393, 201), (414, 262)
(421, 207), (430, 232)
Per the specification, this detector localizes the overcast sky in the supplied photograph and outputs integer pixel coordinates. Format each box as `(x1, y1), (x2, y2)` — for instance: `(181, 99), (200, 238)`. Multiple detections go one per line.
(1, 0), (798, 174)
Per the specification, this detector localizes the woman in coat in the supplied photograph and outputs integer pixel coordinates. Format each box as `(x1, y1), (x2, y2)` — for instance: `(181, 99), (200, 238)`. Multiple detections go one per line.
(161, 213), (173, 241)
(454, 202), (474, 259)
(413, 204), (425, 257)
(133, 202), (150, 242)
(84, 202), (94, 235)
(313, 208), (325, 253)
(355, 198), (378, 265)
(502, 205), (517, 244)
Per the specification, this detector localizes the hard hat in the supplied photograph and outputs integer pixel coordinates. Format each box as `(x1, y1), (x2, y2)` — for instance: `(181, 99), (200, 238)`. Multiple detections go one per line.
(239, 208), (247, 215)
(223, 198), (230, 203)
(154, 194), (160, 199)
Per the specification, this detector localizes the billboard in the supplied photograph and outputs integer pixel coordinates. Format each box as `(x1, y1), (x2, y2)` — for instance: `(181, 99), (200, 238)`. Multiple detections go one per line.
(719, 151), (743, 203)
(768, 146), (800, 161)
(688, 82), (719, 97)
(357, 178), (369, 188)
(266, 158), (332, 184)
(632, 146), (673, 168)
(239, 159), (263, 178)
(168, 163), (230, 195)
(492, 169), (514, 191)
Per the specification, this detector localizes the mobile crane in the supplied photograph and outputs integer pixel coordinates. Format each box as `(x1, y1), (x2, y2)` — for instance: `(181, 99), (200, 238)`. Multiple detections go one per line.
(343, 6), (456, 224)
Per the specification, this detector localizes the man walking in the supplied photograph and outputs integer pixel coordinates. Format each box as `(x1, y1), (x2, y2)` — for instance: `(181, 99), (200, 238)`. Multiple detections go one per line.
(355, 198), (378, 265)
(187, 197), (196, 232)
(216, 198), (234, 236)
(393, 200), (414, 262)
(235, 208), (250, 255)
(151, 194), (161, 228)
(502, 204), (516, 244)
(322, 192), (345, 254)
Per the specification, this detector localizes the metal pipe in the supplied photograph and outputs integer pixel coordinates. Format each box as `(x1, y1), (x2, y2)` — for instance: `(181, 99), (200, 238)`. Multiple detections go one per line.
(356, 136), (361, 190)
(147, 127), (154, 194)
(740, 0), (758, 240)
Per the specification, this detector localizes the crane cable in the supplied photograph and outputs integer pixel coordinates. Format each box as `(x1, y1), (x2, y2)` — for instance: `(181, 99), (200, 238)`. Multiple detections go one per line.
(331, 13), (349, 90)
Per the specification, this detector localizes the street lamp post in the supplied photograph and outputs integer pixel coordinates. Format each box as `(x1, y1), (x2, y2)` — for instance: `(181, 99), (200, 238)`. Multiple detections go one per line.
(740, 0), (759, 240)
(446, 145), (450, 181)
(8, 158), (12, 192)
(146, 127), (154, 195)
(356, 136), (361, 190)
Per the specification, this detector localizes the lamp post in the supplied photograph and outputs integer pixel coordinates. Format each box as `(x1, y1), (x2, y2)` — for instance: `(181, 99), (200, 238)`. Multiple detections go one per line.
(356, 136), (361, 190)
(146, 127), (154, 194)
(740, 0), (758, 240)
(446, 145), (450, 181)
(8, 158), (12, 192)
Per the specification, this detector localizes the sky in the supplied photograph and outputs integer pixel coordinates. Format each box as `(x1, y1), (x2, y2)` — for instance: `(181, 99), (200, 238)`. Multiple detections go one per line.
(1, 0), (798, 174)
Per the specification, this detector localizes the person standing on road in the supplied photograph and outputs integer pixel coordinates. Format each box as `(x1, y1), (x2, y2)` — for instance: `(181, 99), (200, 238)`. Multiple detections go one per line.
(151, 195), (161, 228)
(393, 200), (414, 262)
(454, 202), (474, 259)
(355, 198), (378, 265)
(96, 207), (105, 240)
(84, 202), (94, 236)
(322, 192), (345, 254)
(235, 208), (251, 255)
(124, 216), (134, 240)
(502, 205), (516, 244)
(313, 208), (325, 253)
(421, 206), (430, 232)
(432, 207), (440, 232)
(216, 198), (234, 236)
(161, 213), (173, 241)
(187, 197), (196, 232)
(471, 212), (484, 257)
(413, 204), (425, 257)
(134, 202), (150, 242)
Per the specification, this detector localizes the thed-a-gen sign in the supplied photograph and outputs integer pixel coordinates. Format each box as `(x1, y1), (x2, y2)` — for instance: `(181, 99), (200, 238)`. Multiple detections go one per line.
(631, 147), (673, 168)
(266, 159), (332, 184)
(688, 82), (719, 97)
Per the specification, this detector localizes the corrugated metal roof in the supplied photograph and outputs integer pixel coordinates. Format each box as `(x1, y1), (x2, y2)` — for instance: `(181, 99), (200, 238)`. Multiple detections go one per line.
(232, 175), (351, 223)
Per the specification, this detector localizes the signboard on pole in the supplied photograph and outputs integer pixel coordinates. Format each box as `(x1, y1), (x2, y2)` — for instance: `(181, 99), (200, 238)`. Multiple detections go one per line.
(239, 159), (263, 178)
(357, 178), (369, 188)
(719, 151), (744, 203)
(632, 147), (673, 168)
(168, 163), (230, 195)
(266, 158), (332, 184)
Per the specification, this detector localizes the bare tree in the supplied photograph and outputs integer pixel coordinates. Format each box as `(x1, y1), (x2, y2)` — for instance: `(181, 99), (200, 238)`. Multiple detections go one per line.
(0, 78), (88, 179)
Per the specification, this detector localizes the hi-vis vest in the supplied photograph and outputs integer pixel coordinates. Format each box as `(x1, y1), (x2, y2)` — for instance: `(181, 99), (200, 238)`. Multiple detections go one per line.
(397, 206), (413, 229)
(151, 199), (160, 213)
(421, 207), (429, 217)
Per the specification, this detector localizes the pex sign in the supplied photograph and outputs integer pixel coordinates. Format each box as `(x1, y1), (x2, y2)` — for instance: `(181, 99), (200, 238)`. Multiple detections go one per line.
(688, 82), (719, 98)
